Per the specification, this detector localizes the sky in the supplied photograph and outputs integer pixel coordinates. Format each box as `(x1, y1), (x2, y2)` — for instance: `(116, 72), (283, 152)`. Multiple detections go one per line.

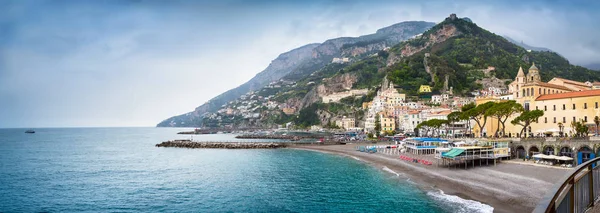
(1, 0), (599, 128)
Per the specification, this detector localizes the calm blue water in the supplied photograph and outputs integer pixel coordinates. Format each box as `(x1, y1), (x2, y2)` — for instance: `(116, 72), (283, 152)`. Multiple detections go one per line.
(0, 128), (487, 212)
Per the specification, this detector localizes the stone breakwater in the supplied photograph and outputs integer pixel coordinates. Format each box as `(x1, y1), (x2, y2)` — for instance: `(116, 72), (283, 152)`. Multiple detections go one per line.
(155, 140), (287, 149)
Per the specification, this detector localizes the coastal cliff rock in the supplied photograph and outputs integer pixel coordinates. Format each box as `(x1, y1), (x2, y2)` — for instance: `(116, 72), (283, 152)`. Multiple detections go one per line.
(158, 21), (435, 127)
(300, 73), (357, 108)
(387, 24), (460, 66)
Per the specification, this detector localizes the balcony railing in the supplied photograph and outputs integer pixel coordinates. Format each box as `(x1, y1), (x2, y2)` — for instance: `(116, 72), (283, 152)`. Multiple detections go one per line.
(534, 157), (600, 213)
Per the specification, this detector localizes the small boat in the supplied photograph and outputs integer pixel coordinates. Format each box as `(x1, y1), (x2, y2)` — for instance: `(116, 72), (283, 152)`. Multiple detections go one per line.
(25, 130), (35, 134)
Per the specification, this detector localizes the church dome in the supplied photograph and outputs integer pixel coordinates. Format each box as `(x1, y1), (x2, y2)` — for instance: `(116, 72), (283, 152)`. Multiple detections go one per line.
(529, 62), (539, 71)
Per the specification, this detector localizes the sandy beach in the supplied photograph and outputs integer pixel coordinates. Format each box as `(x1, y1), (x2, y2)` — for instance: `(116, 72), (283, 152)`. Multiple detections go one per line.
(292, 142), (568, 213)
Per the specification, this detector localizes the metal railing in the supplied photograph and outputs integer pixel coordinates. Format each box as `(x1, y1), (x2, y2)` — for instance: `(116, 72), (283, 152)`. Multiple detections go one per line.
(534, 158), (600, 213)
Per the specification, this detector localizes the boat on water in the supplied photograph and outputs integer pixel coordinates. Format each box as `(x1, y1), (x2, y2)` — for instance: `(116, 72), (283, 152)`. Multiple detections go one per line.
(25, 130), (35, 134)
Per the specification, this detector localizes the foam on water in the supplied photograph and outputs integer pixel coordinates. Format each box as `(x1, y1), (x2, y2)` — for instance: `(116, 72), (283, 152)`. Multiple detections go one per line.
(427, 189), (494, 213)
(382, 166), (400, 177)
(351, 156), (360, 161)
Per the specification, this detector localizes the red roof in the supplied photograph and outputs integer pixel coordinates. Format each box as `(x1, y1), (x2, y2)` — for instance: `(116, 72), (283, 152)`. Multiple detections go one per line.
(536, 89), (600, 101)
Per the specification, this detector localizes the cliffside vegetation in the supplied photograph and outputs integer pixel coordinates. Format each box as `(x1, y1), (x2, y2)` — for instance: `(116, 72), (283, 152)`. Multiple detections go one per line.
(385, 15), (600, 95)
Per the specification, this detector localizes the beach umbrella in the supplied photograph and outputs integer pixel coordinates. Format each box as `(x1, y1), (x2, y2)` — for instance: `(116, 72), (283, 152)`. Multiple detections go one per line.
(543, 155), (558, 160)
(532, 153), (546, 158)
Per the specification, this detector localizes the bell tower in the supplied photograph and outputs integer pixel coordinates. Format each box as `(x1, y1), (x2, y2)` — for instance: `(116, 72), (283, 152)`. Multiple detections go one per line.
(527, 62), (541, 82)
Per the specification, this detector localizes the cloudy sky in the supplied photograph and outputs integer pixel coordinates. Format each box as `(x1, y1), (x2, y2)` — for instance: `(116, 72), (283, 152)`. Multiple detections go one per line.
(1, 0), (599, 128)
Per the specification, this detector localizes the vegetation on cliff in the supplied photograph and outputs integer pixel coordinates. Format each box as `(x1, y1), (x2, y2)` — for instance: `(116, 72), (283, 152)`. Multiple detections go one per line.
(385, 15), (600, 95)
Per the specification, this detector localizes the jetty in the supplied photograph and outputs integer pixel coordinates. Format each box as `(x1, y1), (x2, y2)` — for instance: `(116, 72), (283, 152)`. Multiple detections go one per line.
(155, 140), (287, 149)
(235, 134), (302, 140)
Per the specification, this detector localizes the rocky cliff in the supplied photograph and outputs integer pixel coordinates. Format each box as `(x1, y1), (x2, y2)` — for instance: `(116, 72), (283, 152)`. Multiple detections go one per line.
(157, 21), (435, 127)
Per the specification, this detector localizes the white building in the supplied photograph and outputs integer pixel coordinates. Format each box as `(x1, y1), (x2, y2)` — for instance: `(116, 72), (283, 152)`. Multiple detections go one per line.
(431, 95), (442, 104)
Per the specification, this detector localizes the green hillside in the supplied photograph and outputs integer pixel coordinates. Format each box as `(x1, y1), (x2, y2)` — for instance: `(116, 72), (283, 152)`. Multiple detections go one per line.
(385, 15), (600, 95)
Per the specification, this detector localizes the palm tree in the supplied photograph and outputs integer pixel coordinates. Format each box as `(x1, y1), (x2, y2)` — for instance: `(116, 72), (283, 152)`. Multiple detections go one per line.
(595, 116), (600, 136)
(558, 122), (564, 137)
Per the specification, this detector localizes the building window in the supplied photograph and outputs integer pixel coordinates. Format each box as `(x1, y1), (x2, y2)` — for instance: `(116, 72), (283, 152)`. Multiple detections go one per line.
(563, 117), (566, 123)
(563, 104), (566, 110)
(544, 117), (547, 123)
(522, 89), (525, 97)
(573, 104), (576, 110)
(536, 106), (538, 110)
(544, 106), (547, 111)
(544, 89), (546, 94)
(596, 102), (598, 109)
(554, 117), (556, 123)
(585, 116), (588, 122)
(573, 117), (576, 122)
(553, 105), (556, 111)
(585, 103), (588, 109)
(538, 88), (541, 95)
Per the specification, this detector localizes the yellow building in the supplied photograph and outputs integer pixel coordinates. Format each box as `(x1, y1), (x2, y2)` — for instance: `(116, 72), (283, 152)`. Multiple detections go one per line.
(385, 92), (406, 106)
(282, 107), (296, 115)
(476, 63), (599, 137)
(419, 85), (432, 93)
(532, 90), (600, 135)
(380, 115), (396, 133)
(335, 117), (356, 130)
(362, 101), (372, 110)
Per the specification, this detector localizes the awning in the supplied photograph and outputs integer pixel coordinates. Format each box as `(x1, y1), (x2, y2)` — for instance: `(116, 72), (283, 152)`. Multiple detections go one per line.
(453, 141), (466, 146)
(557, 156), (574, 161)
(442, 148), (465, 158)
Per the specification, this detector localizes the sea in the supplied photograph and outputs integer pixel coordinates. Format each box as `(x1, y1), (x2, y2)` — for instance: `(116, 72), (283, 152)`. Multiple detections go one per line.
(0, 127), (492, 212)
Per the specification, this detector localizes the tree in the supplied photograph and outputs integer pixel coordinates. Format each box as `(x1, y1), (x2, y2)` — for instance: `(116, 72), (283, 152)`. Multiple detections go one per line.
(572, 120), (589, 138)
(511, 110), (544, 138)
(465, 102), (496, 137)
(594, 116), (600, 136)
(374, 115), (381, 137)
(558, 122), (564, 137)
(429, 119), (449, 137)
(485, 101), (523, 137)
(417, 120), (432, 136)
(460, 103), (476, 137)
(447, 111), (461, 137)
(417, 119), (448, 137)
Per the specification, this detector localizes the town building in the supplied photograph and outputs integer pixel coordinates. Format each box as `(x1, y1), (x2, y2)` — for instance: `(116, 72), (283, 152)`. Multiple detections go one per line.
(335, 117), (356, 130)
(282, 107), (296, 115)
(475, 63), (598, 137)
(380, 114), (396, 133)
(322, 89), (368, 103)
(419, 85), (432, 93)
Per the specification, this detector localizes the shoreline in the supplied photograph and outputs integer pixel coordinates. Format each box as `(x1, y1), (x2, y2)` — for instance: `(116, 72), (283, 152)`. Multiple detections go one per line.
(291, 143), (566, 213)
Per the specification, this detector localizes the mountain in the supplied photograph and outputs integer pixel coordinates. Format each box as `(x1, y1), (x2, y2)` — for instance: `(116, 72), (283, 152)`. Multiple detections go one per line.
(503, 36), (553, 52)
(384, 14), (600, 95)
(157, 21), (435, 127)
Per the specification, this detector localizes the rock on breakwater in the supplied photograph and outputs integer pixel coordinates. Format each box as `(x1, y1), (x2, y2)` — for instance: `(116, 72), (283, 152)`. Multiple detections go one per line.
(155, 140), (287, 149)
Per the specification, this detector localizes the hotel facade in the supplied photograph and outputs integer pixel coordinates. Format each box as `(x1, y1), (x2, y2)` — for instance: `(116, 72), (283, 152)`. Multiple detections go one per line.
(475, 63), (600, 137)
